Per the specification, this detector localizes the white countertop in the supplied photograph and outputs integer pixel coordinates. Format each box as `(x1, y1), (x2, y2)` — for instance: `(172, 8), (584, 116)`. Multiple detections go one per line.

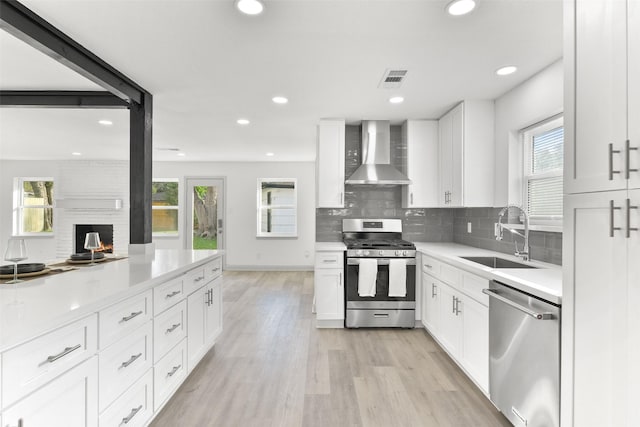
(315, 242), (346, 251)
(414, 242), (562, 304)
(0, 249), (224, 352)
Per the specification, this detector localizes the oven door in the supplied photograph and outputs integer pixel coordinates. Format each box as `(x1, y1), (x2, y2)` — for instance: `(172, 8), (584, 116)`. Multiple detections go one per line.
(345, 258), (416, 308)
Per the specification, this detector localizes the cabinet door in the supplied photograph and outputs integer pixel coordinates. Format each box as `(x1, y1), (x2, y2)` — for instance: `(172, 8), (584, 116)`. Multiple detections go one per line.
(628, 189), (640, 422)
(449, 103), (464, 207)
(317, 119), (345, 208)
(205, 277), (223, 345)
(437, 283), (461, 358)
(438, 111), (453, 206)
(460, 296), (488, 393)
(187, 285), (206, 371)
(2, 356), (98, 427)
(629, 3), (640, 190)
(402, 120), (439, 208)
(314, 269), (344, 320)
(421, 273), (439, 335)
(563, 191), (628, 427)
(566, 0), (627, 194)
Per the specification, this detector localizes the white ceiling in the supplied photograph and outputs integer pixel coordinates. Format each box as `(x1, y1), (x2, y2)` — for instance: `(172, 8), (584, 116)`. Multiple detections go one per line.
(0, 0), (563, 162)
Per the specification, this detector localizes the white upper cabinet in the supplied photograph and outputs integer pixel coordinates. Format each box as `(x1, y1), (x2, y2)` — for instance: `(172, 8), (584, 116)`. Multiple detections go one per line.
(402, 120), (439, 208)
(316, 119), (345, 208)
(438, 101), (494, 207)
(565, 0), (638, 193)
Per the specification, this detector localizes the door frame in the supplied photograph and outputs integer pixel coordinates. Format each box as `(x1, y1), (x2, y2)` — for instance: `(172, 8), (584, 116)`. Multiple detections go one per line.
(184, 176), (226, 262)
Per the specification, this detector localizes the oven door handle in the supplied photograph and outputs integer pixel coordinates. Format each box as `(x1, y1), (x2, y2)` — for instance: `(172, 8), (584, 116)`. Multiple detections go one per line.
(347, 258), (416, 266)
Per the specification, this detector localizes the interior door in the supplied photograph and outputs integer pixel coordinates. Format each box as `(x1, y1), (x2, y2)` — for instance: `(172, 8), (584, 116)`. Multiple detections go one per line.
(186, 178), (225, 251)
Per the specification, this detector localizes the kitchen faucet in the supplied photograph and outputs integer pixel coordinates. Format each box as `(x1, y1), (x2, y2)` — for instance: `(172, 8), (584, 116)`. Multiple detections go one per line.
(496, 205), (530, 261)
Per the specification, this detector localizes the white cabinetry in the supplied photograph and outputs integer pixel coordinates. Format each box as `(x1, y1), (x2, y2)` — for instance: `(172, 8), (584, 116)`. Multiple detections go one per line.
(1, 356), (98, 427)
(564, 1), (640, 425)
(418, 253), (489, 393)
(438, 101), (494, 207)
(402, 120), (439, 208)
(314, 250), (344, 327)
(317, 119), (345, 208)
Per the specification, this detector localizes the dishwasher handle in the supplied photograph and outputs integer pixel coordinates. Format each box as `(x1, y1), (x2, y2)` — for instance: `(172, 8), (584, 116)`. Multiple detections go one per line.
(482, 288), (554, 320)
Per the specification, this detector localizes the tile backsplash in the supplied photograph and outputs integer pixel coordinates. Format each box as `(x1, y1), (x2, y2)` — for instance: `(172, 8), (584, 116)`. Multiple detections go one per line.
(315, 124), (563, 265)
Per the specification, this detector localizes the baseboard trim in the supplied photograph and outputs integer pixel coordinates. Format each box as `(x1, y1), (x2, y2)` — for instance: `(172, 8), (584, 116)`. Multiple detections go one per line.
(225, 264), (313, 272)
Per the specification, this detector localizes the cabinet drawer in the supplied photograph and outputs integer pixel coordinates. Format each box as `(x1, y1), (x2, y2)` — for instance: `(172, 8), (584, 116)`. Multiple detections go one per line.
(461, 272), (489, 306)
(154, 339), (187, 412)
(99, 369), (153, 427)
(153, 277), (184, 315)
(204, 258), (223, 283)
(99, 321), (152, 411)
(315, 252), (343, 269)
(1, 314), (97, 409)
(421, 255), (441, 276)
(154, 300), (187, 362)
(184, 267), (206, 295)
(99, 290), (152, 349)
(440, 262), (461, 287)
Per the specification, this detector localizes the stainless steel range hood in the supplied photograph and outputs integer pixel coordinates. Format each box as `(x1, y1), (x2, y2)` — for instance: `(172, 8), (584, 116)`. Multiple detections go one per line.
(345, 120), (411, 185)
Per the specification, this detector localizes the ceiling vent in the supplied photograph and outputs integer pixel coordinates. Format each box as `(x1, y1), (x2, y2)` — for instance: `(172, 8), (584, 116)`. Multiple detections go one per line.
(378, 69), (408, 89)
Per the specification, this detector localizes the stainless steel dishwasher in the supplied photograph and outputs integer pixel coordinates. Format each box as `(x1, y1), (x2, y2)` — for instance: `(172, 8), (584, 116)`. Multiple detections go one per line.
(482, 280), (560, 427)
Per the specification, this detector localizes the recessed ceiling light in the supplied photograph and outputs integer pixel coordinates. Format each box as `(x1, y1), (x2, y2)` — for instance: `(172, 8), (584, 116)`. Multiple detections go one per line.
(446, 0), (476, 16)
(272, 96), (288, 104)
(266, 152), (275, 157)
(389, 96), (404, 104)
(98, 119), (113, 126)
(237, 118), (250, 125)
(496, 65), (518, 76)
(71, 152), (82, 156)
(236, 0), (264, 15)
(177, 153), (186, 157)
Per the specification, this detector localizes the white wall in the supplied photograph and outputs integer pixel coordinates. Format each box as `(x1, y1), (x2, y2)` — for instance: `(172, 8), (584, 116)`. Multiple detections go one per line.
(153, 161), (315, 270)
(494, 59), (564, 206)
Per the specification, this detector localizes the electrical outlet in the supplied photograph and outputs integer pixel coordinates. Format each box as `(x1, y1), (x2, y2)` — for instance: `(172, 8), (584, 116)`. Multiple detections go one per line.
(467, 222), (472, 233)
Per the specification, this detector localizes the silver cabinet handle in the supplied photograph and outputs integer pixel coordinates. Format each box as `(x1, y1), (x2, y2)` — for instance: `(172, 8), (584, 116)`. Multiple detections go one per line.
(166, 323), (181, 334)
(120, 353), (142, 369)
(424, 264), (432, 269)
(410, 193), (414, 205)
(120, 405), (143, 425)
(340, 192), (343, 205)
(452, 296), (456, 314)
(209, 288), (213, 305)
(455, 298), (461, 315)
(165, 290), (181, 299)
(46, 344), (81, 363)
(610, 200), (622, 237)
(627, 198), (638, 238)
(167, 365), (181, 377)
(322, 259), (337, 263)
(609, 143), (622, 180)
(121, 311), (143, 322)
(626, 139), (638, 179)
(482, 289), (554, 320)
(373, 313), (389, 318)
(212, 267), (220, 272)
(194, 276), (204, 282)
(431, 283), (437, 298)
(339, 272), (342, 287)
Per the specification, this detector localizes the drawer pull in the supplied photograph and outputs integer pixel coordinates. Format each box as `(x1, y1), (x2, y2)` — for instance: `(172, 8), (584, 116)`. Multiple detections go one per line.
(212, 267), (220, 272)
(121, 311), (143, 322)
(120, 405), (143, 425)
(166, 323), (181, 334)
(194, 276), (204, 282)
(46, 343), (82, 363)
(120, 352), (143, 369)
(165, 290), (181, 299)
(322, 259), (337, 263)
(167, 364), (182, 377)
(424, 264), (432, 269)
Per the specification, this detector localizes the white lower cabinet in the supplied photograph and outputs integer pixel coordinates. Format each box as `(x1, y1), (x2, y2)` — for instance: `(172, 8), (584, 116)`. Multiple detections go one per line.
(99, 369), (153, 427)
(314, 250), (344, 327)
(154, 339), (188, 412)
(419, 255), (489, 394)
(187, 276), (223, 372)
(2, 356), (98, 427)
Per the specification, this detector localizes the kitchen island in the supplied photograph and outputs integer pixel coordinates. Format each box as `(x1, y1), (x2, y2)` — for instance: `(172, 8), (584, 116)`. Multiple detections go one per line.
(0, 249), (224, 427)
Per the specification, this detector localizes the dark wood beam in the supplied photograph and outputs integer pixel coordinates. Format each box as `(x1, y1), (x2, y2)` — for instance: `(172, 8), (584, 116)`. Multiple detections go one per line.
(0, 90), (130, 108)
(0, 0), (145, 103)
(129, 93), (153, 245)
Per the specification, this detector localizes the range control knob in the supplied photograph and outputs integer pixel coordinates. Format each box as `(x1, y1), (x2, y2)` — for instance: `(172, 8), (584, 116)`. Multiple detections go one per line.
(364, 250), (370, 256)
(395, 250), (401, 256)
(379, 250), (384, 256)
(356, 250), (363, 256)
(403, 250), (408, 256)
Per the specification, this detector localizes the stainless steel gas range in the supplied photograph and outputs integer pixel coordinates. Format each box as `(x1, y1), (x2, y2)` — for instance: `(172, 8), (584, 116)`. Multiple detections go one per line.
(342, 219), (416, 328)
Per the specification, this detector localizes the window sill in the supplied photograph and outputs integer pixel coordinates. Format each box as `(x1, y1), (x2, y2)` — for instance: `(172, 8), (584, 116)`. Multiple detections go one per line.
(504, 223), (562, 233)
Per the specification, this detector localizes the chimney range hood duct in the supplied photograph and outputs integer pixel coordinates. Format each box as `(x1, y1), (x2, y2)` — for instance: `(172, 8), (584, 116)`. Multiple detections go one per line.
(345, 120), (411, 185)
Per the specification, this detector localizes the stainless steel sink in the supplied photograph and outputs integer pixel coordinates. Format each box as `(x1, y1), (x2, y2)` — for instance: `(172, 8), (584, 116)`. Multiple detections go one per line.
(460, 256), (538, 269)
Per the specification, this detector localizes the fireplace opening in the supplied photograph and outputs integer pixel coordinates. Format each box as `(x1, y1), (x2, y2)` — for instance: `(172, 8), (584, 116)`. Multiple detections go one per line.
(74, 224), (114, 254)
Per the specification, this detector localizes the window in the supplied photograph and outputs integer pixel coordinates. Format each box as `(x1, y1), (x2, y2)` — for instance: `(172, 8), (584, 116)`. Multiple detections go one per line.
(257, 178), (297, 237)
(152, 179), (179, 235)
(523, 116), (563, 225)
(13, 178), (54, 235)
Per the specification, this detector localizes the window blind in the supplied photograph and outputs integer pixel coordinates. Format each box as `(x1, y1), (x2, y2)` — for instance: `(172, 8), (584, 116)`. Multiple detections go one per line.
(526, 126), (563, 219)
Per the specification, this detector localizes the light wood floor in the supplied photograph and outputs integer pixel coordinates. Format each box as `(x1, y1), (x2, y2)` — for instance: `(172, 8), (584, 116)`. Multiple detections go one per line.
(150, 271), (510, 427)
